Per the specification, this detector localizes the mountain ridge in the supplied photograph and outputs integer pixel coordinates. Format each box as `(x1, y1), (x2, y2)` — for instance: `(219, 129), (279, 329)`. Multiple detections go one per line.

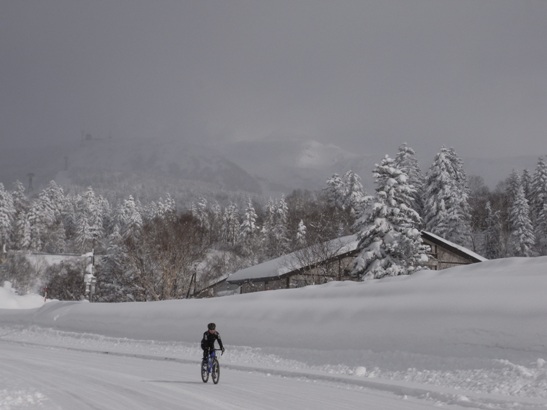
(1, 137), (543, 203)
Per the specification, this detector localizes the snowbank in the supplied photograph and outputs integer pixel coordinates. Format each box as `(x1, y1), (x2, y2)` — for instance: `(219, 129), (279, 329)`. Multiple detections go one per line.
(0, 282), (45, 309)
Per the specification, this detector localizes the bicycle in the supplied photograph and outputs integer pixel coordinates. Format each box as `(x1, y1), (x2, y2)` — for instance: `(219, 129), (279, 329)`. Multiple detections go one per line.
(201, 349), (221, 384)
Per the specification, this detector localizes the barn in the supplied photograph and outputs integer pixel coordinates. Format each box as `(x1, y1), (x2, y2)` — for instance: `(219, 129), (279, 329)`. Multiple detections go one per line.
(199, 231), (486, 296)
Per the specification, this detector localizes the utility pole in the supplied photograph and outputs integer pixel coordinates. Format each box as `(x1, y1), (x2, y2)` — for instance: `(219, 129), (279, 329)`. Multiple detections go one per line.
(27, 173), (34, 191)
(83, 249), (96, 302)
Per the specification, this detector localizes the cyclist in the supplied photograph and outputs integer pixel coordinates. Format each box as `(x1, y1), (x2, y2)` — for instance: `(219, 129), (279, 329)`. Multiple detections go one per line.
(201, 322), (225, 363)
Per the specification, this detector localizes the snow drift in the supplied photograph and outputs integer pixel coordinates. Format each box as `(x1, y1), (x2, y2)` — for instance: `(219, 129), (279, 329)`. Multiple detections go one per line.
(1, 256), (547, 403)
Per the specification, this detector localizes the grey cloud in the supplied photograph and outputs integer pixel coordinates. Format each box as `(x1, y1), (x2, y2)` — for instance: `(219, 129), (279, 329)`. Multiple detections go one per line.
(1, 0), (547, 163)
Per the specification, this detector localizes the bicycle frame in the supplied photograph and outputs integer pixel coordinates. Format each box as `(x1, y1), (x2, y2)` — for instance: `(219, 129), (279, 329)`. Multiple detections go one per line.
(206, 349), (217, 373)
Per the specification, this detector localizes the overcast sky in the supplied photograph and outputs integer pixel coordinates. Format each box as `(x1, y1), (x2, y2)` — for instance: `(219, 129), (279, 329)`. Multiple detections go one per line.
(2, 0), (547, 161)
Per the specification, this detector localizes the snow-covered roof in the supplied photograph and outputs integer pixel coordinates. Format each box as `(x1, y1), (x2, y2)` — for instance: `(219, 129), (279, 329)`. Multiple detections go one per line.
(421, 231), (487, 262)
(227, 231), (486, 284)
(227, 235), (359, 283)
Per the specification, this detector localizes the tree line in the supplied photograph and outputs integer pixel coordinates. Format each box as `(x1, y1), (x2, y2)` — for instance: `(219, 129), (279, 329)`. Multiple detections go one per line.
(1, 144), (546, 300)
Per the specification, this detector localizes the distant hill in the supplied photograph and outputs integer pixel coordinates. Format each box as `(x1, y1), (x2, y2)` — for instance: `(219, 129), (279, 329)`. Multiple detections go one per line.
(1, 136), (544, 206)
(219, 139), (545, 192)
(0, 137), (268, 206)
(219, 138), (379, 192)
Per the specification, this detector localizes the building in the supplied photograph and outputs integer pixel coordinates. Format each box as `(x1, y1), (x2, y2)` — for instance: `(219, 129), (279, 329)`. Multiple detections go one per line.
(421, 231), (487, 270)
(200, 231), (487, 296)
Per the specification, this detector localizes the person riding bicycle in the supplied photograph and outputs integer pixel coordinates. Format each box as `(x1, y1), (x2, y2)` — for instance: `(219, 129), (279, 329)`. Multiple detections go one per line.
(201, 322), (225, 363)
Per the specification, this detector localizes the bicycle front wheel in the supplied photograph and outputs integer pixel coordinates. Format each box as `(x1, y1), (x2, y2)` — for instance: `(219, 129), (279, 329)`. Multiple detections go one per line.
(212, 358), (220, 384)
(201, 360), (209, 383)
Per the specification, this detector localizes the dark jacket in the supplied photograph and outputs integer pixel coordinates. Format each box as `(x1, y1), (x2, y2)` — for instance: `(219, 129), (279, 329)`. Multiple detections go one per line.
(201, 330), (224, 351)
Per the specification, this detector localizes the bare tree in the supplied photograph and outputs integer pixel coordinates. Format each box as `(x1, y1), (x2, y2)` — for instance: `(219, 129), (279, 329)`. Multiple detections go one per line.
(122, 212), (207, 301)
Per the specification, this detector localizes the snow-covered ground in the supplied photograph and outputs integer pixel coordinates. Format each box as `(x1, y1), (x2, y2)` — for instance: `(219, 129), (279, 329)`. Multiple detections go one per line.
(1, 257), (547, 409)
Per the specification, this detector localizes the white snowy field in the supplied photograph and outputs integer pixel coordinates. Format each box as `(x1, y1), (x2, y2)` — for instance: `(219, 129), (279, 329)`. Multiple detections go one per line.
(1, 257), (547, 409)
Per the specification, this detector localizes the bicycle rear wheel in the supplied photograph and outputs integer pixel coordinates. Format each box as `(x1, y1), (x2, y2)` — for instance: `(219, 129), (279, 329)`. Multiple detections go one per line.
(212, 358), (220, 384)
(201, 359), (209, 383)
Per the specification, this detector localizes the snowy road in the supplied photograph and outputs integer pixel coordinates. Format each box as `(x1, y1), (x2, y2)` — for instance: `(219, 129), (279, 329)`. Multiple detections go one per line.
(1, 341), (471, 410)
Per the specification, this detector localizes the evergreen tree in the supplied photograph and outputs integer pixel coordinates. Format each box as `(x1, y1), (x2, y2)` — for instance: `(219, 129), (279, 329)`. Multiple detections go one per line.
(239, 197), (260, 261)
(352, 155), (427, 279)
(324, 173), (346, 209)
(99, 224), (127, 302)
(117, 195), (143, 240)
(27, 201), (44, 251)
(260, 198), (276, 257)
(192, 197), (210, 231)
(240, 198), (259, 244)
(74, 187), (104, 252)
(342, 170), (366, 218)
(158, 193), (176, 217)
(14, 211), (31, 250)
(531, 157), (547, 253)
(483, 201), (503, 259)
(394, 143), (424, 219)
(26, 186), (61, 252)
(0, 183), (16, 253)
(11, 181), (28, 213)
(537, 202), (547, 255)
(43, 181), (67, 219)
(222, 202), (240, 247)
(296, 219), (307, 248)
(323, 172), (365, 236)
(423, 147), (471, 246)
(508, 184), (535, 257)
(209, 200), (223, 244)
(506, 170), (521, 202)
(9, 181), (28, 250)
(531, 157), (547, 217)
(521, 169), (532, 204)
(33, 182), (70, 253)
(273, 195), (290, 254)
(260, 196), (290, 258)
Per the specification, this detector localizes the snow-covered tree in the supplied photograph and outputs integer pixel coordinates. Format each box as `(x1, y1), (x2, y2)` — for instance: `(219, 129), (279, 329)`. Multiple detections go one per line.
(14, 211), (31, 250)
(506, 170), (522, 202)
(158, 193), (176, 217)
(192, 197), (210, 231)
(273, 195), (289, 251)
(530, 157), (547, 253)
(324, 173), (346, 209)
(222, 202), (240, 247)
(296, 219), (307, 248)
(11, 181), (29, 222)
(352, 155), (428, 280)
(394, 143), (424, 219)
(239, 197), (260, 261)
(507, 184), (535, 257)
(341, 170), (366, 218)
(117, 195), (143, 240)
(260, 196), (291, 258)
(483, 201), (503, 259)
(323, 171), (366, 236)
(0, 183), (15, 252)
(423, 147), (471, 247)
(537, 202), (547, 255)
(531, 157), (547, 217)
(74, 187), (105, 252)
(521, 169), (532, 204)
(26, 185), (63, 252)
(240, 198), (259, 243)
(208, 200), (223, 244)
